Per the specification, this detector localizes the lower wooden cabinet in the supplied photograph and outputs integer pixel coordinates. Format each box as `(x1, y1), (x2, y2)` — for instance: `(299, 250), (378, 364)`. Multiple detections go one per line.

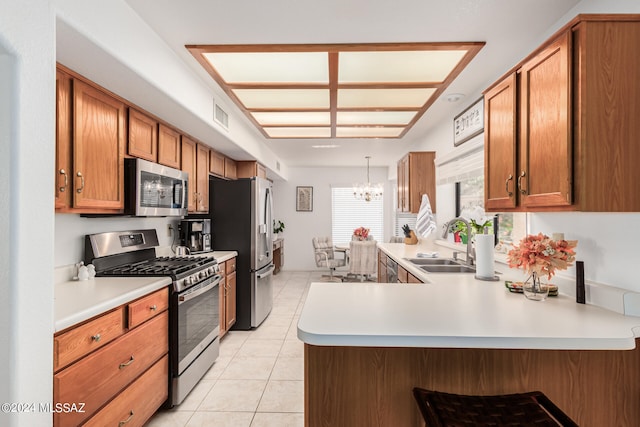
(53, 288), (169, 427)
(219, 256), (237, 338)
(378, 250), (388, 283)
(273, 239), (284, 275)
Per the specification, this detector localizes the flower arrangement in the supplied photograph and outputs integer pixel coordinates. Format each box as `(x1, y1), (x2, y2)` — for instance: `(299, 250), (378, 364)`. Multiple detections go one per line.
(353, 227), (370, 241)
(273, 220), (285, 234)
(464, 206), (495, 234)
(507, 233), (577, 280)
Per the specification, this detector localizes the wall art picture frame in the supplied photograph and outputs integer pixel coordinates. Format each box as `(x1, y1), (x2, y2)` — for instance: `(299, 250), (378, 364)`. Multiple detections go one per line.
(453, 97), (484, 146)
(296, 186), (313, 212)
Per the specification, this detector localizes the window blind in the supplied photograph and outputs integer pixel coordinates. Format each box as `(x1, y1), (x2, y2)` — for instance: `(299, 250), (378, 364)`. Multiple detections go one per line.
(331, 187), (384, 244)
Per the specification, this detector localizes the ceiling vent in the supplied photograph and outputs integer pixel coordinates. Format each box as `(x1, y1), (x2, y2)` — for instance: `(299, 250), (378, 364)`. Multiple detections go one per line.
(213, 99), (229, 130)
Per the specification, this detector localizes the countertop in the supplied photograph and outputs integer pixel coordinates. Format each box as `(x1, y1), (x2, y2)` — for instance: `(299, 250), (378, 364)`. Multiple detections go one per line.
(54, 250), (237, 332)
(297, 241), (640, 350)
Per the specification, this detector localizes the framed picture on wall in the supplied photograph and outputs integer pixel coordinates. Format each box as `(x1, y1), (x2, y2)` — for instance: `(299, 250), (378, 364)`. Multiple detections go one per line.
(453, 97), (484, 146)
(296, 186), (313, 212)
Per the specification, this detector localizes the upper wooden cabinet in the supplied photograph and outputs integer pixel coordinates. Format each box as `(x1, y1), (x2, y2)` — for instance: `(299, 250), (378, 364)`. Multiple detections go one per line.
(225, 157), (238, 180)
(484, 15), (640, 212)
(128, 108), (158, 162)
(397, 152), (436, 214)
(157, 124), (181, 169)
(196, 143), (210, 212)
(237, 161), (267, 179)
(56, 76), (126, 212)
(209, 150), (225, 177)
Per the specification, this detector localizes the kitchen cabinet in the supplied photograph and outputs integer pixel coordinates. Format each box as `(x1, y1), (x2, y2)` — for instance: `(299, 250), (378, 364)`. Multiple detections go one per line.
(209, 150), (225, 177)
(397, 152), (436, 213)
(237, 160), (267, 179)
(219, 256), (237, 338)
(225, 157), (238, 180)
(128, 108), (158, 162)
(53, 287), (168, 427)
(273, 238), (284, 275)
(181, 137), (209, 213)
(484, 15), (640, 212)
(55, 67), (126, 213)
(377, 250), (388, 283)
(157, 124), (181, 169)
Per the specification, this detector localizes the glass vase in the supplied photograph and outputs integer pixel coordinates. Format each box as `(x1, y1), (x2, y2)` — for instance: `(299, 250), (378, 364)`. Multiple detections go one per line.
(523, 271), (549, 301)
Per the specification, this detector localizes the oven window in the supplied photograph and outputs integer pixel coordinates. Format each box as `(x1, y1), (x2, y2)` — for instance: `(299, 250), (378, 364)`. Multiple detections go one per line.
(178, 281), (219, 368)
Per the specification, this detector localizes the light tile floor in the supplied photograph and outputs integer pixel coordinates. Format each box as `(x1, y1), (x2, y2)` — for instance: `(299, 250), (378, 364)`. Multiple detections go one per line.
(147, 270), (321, 427)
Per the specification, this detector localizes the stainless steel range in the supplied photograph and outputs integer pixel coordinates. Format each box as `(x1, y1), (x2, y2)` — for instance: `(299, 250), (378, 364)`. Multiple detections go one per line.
(85, 229), (221, 407)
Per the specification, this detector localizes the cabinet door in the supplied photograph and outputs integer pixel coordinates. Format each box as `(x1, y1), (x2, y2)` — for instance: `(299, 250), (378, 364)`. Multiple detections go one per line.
(209, 150), (225, 177)
(519, 32), (572, 208)
(181, 136), (197, 213)
(55, 70), (72, 210)
(484, 73), (518, 210)
(196, 143), (209, 212)
(408, 152), (436, 213)
(225, 157), (237, 179)
(128, 109), (157, 162)
(225, 271), (237, 331)
(157, 124), (181, 169)
(72, 80), (125, 210)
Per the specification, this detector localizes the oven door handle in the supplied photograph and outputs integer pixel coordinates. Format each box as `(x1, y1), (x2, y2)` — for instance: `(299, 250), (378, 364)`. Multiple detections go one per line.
(178, 277), (220, 304)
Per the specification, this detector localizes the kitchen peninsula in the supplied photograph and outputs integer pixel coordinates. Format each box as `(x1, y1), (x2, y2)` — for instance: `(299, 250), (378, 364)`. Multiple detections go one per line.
(298, 242), (640, 426)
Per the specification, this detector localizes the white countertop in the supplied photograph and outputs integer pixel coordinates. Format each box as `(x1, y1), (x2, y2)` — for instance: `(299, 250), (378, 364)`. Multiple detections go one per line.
(297, 241), (640, 350)
(54, 250), (237, 332)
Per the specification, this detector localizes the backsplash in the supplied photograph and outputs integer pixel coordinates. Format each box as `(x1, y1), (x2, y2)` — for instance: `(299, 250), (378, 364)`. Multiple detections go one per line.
(54, 214), (179, 267)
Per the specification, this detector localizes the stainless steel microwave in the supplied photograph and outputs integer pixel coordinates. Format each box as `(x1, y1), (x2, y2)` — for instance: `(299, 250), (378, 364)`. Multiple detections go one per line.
(125, 158), (188, 217)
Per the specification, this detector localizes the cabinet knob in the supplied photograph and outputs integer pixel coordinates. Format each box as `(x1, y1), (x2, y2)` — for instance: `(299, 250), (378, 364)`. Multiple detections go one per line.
(505, 174), (514, 196)
(59, 169), (68, 192)
(518, 171), (527, 195)
(91, 333), (101, 342)
(149, 304), (157, 311)
(76, 171), (85, 193)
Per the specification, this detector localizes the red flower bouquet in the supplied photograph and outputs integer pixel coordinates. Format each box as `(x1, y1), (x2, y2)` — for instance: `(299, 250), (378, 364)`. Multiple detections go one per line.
(353, 227), (370, 241)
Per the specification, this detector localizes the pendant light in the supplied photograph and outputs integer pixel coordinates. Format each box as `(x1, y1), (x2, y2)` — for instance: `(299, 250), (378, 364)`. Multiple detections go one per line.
(353, 156), (383, 202)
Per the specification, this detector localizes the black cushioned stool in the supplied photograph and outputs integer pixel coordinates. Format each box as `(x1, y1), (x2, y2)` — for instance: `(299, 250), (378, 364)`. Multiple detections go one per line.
(412, 388), (578, 426)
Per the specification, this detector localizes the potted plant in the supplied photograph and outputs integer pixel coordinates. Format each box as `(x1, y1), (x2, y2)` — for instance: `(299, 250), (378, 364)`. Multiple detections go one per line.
(273, 220), (285, 240)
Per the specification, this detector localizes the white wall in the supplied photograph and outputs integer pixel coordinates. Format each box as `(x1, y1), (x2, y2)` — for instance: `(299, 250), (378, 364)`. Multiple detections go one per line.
(0, 1), (55, 426)
(272, 166), (391, 271)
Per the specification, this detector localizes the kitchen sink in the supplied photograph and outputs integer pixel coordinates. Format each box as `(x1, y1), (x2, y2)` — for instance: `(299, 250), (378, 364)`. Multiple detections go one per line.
(404, 258), (461, 266)
(419, 265), (476, 273)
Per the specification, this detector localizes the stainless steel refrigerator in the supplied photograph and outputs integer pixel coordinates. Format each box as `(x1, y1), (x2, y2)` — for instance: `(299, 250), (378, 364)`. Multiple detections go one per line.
(208, 176), (274, 329)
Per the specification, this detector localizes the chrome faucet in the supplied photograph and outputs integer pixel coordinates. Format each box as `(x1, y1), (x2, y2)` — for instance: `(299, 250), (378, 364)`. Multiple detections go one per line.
(441, 217), (474, 266)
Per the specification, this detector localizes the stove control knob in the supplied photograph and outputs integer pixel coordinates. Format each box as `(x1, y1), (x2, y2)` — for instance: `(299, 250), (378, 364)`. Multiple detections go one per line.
(200, 270), (208, 279)
(208, 267), (215, 275)
(184, 277), (192, 286)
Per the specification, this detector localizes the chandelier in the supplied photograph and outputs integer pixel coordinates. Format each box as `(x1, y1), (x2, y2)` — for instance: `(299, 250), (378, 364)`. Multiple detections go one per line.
(353, 156), (383, 202)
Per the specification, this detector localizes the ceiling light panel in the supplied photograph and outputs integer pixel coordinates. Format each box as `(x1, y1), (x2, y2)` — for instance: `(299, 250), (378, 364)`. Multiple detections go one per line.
(336, 111), (417, 125)
(233, 89), (330, 109)
(338, 88), (436, 108)
(339, 50), (467, 83)
(336, 127), (405, 138)
(251, 111), (330, 126)
(203, 52), (329, 83)
(264, 127), (331, 138)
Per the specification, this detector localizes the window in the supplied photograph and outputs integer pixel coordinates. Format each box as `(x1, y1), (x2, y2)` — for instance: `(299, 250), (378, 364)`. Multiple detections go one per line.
(331, 187), (384, 244)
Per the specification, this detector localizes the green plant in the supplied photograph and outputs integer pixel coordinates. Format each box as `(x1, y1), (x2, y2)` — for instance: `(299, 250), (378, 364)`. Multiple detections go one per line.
(273, 220), (285, 234)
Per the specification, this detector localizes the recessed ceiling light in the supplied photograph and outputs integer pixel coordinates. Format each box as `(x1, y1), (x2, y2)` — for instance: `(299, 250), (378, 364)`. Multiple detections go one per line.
(445, 93), (466, 102)
(188, 43), (485, 139)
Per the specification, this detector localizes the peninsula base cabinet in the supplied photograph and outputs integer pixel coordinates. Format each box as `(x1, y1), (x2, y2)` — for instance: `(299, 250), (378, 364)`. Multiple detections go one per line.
(53, 288), (169, 427)
(304, 341), (640, 427)
(219, 257), (237, 338)
(484, 14), (640, 212)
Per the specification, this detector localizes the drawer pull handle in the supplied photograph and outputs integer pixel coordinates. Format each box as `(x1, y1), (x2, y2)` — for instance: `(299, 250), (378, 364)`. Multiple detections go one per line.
(119, 356), (135, 369)
(118, 411), (134, 426)
(91, 334), (101, 342)
(505, 174), (513, 196)
(59, 169), (68, 192)
(518, 170), (527, 195)
(76, 171), (85, 193)
(149, 304), (157, 311)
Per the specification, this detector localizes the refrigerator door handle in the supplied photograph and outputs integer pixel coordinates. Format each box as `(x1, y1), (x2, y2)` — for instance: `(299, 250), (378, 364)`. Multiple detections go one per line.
(264, 187), (273, 259)
(257, 264), (275, 279)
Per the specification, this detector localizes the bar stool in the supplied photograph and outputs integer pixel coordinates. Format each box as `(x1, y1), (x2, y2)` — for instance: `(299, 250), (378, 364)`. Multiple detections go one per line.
(412, 388), (578, 426)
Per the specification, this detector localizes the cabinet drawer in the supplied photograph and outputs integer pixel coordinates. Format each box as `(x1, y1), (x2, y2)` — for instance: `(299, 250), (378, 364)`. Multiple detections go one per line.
(54, 311), (168, 427)
(128, 287), (168, 329)
(54, 307), (125, 372)
(226, 257), (237, 274)
(83, 355), (168, 427)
